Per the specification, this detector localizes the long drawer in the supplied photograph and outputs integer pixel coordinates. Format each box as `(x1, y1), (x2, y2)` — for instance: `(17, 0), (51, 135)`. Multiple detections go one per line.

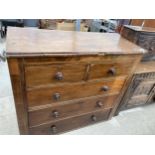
(29, 108), (112, 135)
(27, 77), (126, 107)
(28, 94), (118, 127)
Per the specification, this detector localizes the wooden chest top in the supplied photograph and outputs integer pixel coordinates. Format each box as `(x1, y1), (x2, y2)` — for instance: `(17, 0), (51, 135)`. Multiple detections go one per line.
(123, 25), (155, 33)
(6, 27), (145, 57)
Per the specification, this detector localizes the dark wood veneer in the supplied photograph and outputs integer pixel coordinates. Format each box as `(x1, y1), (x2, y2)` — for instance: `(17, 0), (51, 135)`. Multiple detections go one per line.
(6, 27), (144, 134)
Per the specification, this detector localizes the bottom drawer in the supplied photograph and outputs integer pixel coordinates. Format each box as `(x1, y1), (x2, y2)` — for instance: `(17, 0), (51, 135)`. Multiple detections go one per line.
(28, 94), (118, 127)
(29, 108), (112, 135)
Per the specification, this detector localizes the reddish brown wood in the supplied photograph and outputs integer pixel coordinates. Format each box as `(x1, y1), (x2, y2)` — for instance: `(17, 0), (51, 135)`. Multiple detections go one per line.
(28, 94), (118, 127)
(25, 63), (87, 87)
(27, 77), (126, 107)
(6, 27), (144, 134)
(29, 108), (112, 135)
(7, 58), (29, 134)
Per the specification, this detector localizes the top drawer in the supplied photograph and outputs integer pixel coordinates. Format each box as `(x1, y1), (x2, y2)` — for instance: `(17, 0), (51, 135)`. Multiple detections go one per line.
(24, 55), (138, 88)
(25, 63), (87, 88)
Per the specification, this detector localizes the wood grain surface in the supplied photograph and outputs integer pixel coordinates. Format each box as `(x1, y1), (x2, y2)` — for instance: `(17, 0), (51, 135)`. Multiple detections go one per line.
(6, 27), (145, 57)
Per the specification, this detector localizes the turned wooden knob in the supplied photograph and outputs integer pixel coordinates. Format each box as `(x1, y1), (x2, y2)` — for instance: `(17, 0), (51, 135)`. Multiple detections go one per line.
(51, 125), (57, 134)
(53, 93), (60, 100)
(91, 115), (97, 121)
(52, 110), (59, 118)
(96, 101), (103, 107)
(101, 86), (109, 91)
(108, 67), (116, 75)
(55, 72), (63, 80)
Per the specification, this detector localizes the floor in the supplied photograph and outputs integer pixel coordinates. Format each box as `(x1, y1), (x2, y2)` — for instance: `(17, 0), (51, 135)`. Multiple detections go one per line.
(1, 38), (155, 135)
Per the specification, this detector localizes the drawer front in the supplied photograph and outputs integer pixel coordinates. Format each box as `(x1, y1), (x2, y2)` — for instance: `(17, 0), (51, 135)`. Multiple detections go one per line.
(25, 55), (137, 88)
(27, 77), (126, 107)
(25, 63), (87, 88)
(89, 62), (133, 80)
(28, 94), (118, 127)
(29, 108), (111, 135)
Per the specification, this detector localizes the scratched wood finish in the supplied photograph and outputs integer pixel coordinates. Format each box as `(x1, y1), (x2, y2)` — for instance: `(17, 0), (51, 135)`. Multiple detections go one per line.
(29, 94), (118, 127)
(27, 77), (126, 107)
(29, 108), (112, 135)
(6, 27), (144, 134)
(6, 27), (146, 57)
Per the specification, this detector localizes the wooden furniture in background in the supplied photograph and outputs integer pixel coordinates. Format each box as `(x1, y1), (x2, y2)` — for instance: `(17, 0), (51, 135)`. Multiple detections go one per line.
(116, 24), (155, 113)
(116, 61), (155, 111)
(130, 19), (155, 28)
(121, 25), (155, 61)
(144, 20), (155, 28)
(6, 27), (145, 134)
(39, 19), (88, 32)
(130, 19), (144, 26)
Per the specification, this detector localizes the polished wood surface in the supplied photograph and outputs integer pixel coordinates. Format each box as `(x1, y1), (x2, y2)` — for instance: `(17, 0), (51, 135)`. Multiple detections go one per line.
(6, 27), (145, 57)
(6, 28), (144, 134)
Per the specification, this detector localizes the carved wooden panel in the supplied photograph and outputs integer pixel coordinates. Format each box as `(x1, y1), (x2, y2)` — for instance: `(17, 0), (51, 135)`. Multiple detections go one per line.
(119, 72), (155, 110)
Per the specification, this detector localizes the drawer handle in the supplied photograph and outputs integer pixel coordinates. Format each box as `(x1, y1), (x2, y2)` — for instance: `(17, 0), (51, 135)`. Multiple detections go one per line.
(91, 115), (97, 122)
(53, 93), (60, 100)
(108, 67), (116, 75)
(101, 86), (109, 91)
(96, 101), (103, 107)
(51, 125), (57, 134)
(52, 110), (59, 118)
(55, 72), (63, 80)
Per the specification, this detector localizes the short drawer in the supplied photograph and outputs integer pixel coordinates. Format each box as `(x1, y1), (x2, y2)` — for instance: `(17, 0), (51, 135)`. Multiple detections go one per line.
(29, 108), (112, 135)
(28, 94), (118, 127)
(27, 77), (126, 107)
(25, 63), (87, 88)
(89, 62), (133, 80)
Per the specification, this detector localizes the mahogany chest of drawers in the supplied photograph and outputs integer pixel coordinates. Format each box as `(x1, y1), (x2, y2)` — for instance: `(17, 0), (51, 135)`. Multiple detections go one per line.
(6, 27), (145, 134)
(121, 25), (155, 61)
